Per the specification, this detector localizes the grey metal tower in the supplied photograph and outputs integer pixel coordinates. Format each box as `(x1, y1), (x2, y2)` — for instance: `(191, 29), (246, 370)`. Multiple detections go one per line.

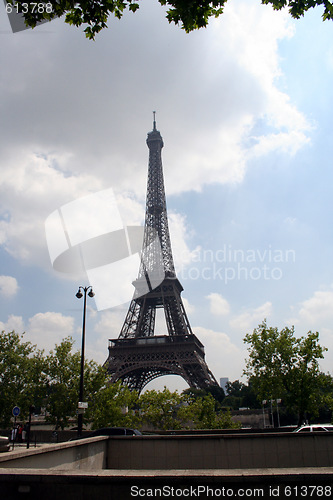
(105, 117), (218, 393)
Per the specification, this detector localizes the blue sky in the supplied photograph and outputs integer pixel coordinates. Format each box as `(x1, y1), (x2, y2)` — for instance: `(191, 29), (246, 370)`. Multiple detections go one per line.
(0, 0), (333, 392)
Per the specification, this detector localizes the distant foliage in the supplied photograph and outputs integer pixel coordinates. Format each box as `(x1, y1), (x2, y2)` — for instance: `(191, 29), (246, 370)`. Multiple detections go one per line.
(0, 331), (238, 431)
(2, 327), (332, 431)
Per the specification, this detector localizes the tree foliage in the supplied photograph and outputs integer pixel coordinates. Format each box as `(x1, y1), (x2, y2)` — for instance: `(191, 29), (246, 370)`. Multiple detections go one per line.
(7, 0), (333, 40)
(223, 380), (260, 410)
(138, 387), (183, 430)
(180, 391), (237, 429)
(44, 338), (81, 430)
(243, 321), (329, 425)
(0, 332), (106, 430)
(135, 387), (238, 430)
(44, 337), (107, 429)
(87, 380), (139, 429)
(0, 331), (46, 427)
(0, 330), (238, 432)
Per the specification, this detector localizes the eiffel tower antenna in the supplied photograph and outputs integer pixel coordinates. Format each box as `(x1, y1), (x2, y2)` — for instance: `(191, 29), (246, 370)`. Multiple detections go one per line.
(105, 120), (218, 393)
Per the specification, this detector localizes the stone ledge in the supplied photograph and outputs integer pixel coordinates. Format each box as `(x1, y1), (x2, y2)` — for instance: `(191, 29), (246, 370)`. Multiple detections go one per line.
(1, 467), (333, 478)
(0, 435), (108, 464)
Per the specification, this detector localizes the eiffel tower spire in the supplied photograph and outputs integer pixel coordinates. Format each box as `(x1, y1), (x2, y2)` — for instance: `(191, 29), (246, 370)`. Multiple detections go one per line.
(137, 112), (175, 282)
(105, 118), (218, 392)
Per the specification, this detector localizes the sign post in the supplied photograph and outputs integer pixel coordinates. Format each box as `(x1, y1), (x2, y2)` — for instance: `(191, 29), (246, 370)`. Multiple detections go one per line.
(27, 406), (34, 449)
(12, 406), (20, 450)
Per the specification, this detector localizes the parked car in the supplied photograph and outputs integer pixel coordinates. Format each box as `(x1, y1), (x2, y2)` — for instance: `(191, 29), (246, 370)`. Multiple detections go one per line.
(85, 427), (142, 437)
(293, 424), (333, 433)
(0, 436), (10, 452)
(70, 427), (142, 440)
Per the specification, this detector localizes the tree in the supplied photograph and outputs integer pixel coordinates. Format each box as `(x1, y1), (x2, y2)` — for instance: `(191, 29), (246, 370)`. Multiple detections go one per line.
(180, 392), (239, 429)
(44, 337), (81, 429)
(0, 330), (46, 427)
(223, 380), (259, 410)
(135, 387), (238, 431)
(87, 380), (139, 429)
(44, 336), (106, 430)
(7, 1), (333, 40)
(0, 331), (133, 431)
(243, 321), (329, 425)
(182, 385), (225, 410)
(138, 387), (183, 430)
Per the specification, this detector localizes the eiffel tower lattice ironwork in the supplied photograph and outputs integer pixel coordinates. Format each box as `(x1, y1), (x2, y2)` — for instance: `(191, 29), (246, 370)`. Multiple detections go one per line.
(105, 117), (218, 393)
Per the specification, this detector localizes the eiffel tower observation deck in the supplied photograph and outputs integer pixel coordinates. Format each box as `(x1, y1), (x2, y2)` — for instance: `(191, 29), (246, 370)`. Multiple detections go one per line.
(105, 116), (218, 392)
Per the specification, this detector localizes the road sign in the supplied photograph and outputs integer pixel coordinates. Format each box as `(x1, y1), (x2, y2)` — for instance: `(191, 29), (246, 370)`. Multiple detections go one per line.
(12, 406), (20, 417)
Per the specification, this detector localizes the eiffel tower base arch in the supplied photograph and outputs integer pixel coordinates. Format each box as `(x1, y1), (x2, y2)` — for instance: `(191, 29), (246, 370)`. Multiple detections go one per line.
(106, 334), (217, 393)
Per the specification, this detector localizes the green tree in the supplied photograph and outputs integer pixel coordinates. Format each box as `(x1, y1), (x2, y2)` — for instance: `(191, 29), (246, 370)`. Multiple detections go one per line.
(223, 380), (259, 410)
(44, 337), (81, 429)
(180, 392), (238, 429)
(44, 336), (106, 430)
(8, 1), (333, 40)
(138, 387), (183, 430)
(243, 321), (328, 425)
(0, 331), (134, 431)
(87, 380), (139, 429)
(182, 385), (225, 410)
(135, 387), (238, 431)
(285, 332), (330, 423)
(0, 330), (46, 427)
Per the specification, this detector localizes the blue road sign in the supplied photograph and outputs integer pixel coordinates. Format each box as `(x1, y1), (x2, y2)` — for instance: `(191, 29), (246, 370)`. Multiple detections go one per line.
(12, 406), (20, 417)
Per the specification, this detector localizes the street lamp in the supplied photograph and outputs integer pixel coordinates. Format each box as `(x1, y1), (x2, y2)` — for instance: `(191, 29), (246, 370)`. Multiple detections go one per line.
(76, 285), (95, 437)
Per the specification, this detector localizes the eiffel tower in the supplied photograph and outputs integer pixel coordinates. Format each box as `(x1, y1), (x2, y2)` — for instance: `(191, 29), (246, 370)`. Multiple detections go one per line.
(105, 116), (218, 393)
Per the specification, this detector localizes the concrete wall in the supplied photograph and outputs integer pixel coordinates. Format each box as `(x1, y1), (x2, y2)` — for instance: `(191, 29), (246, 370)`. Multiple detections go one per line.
(107, 432), (333, 469)
(0, 436), (107, 470)
(1, 433), (333, 499)
(0, 431), (333, 471)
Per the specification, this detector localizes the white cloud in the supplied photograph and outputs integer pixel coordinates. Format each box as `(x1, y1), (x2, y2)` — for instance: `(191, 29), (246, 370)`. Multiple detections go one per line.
(26, 311), (75, 351)
(0, 0), (312, 273)
(286, 286), (333, 349)
(214, 1), (311, 162)
(251, 128), (311, 157)
(206, 293), (230, 316)
(0, 152), (103, 266)
(229, 301), (273, 332)
(193, 326), (245, 381)
(297, 289), (333, 326)
(0, 275), (19, 298)
(89, 308), (127, 363)
(182, 297), (195, 315)
(284, 287), (333, 374)
(168, 212), (199, 273)
(115, 192), (145, 227)
(0, 314), (25, 333)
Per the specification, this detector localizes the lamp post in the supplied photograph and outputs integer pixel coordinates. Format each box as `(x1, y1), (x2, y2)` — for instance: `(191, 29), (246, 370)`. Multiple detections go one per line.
(76, 285), (95, 437)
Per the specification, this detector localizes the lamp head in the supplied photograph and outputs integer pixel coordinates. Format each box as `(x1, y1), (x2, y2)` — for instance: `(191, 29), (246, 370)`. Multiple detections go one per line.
(76, 290), (83, 299)
(88, 289), (95, 298)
